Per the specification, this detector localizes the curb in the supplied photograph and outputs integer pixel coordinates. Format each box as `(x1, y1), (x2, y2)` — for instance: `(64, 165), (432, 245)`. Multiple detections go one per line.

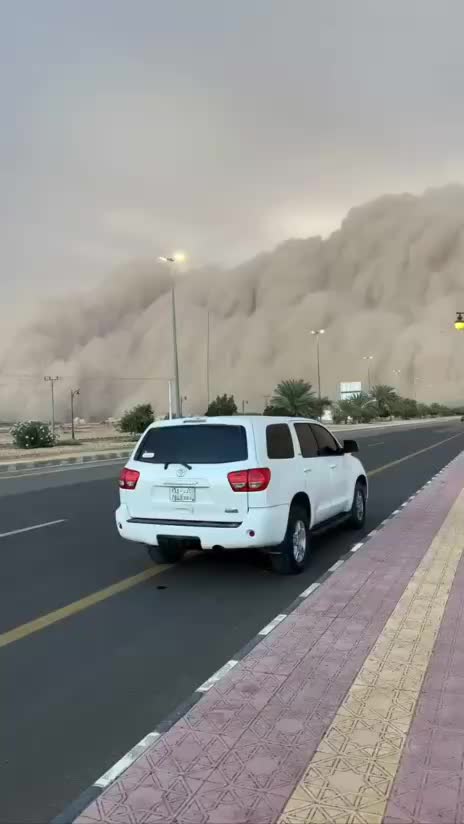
(0, 449), (132, 475)
(51, 458), (454, 824)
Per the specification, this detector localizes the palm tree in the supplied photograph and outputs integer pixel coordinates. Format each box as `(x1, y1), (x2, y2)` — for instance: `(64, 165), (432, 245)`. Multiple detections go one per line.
(334, 393), (375, 424)
(370, 385), (399, 418)
(270, 379), (318, 417)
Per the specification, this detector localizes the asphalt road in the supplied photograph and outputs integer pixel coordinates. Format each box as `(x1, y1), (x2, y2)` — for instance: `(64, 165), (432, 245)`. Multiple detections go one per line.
(2, 420), (464, 823)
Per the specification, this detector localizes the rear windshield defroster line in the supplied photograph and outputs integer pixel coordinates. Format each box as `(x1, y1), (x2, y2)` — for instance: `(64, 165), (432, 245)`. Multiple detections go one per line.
(135, 424), (248, 465)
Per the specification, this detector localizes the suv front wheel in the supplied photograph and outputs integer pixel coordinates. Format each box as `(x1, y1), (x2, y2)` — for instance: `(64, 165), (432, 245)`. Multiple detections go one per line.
(347, 480), (367, 529)
(271, 504), (310, 575)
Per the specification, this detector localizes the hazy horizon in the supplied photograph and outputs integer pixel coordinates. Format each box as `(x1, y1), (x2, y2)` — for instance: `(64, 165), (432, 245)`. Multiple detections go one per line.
(1, 184), (464, 420)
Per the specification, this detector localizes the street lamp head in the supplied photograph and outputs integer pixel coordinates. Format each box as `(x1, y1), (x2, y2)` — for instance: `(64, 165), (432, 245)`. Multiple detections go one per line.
(362, 355), (374, 361)
(159, 253), (187, 264)
(310, 329), (325, 335)
(455, 312), (464, 331)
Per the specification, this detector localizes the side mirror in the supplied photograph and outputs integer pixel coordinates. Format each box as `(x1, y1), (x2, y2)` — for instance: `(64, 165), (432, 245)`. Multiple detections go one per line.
(343, 439), (359, 454)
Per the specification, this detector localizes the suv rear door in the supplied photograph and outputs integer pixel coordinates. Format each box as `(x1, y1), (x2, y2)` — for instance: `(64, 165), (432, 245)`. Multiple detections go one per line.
(310, 423), (350, 517)
(126, 421), (254, 524)
(293, 422), (332, 524)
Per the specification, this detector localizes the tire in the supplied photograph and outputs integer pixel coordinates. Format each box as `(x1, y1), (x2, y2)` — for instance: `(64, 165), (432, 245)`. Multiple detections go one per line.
(147, 544), (185, 564)
(347, 481), (367, 530)
(271, 505), (310, 575)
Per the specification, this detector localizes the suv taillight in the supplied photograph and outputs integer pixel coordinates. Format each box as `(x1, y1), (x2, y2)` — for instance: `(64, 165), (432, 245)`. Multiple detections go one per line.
(119, 468), (140, 490)
(228, 468), (271, 492)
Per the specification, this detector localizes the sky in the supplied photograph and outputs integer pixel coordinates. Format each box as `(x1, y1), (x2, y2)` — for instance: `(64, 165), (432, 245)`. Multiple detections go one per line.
(3, 0), (464, 308)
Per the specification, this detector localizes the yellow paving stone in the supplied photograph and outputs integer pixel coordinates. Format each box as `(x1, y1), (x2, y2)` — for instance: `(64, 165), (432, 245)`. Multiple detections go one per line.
(278, 487), (464, 824)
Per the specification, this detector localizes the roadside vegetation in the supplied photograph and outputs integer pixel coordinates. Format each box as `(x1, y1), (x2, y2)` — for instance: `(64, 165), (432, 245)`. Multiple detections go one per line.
(6, 382), (464, 452)
(11, 421), (55, 449)
(117, 403), (155, 434)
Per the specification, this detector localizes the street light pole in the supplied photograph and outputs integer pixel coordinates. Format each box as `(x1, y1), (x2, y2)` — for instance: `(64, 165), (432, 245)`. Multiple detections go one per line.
(170, 286), (182, 417)
(70, 388), (80, 440)
(310, 329), (325, 417)
(44, 376), (61, 437)
(159, 253), (186, 418)
(362, 355), (374, 392)
(206, 310), (211, 408)
(168, 380), (173, 420)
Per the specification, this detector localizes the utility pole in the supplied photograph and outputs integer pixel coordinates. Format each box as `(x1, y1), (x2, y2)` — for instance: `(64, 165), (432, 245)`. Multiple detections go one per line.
(70, 388), (80, 440)
(242, 399), (248, 414)
(44, 376), (61, 437)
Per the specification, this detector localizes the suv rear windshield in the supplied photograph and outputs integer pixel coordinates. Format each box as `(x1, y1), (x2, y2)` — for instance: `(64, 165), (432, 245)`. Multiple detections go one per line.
(135, 424), (248, 464)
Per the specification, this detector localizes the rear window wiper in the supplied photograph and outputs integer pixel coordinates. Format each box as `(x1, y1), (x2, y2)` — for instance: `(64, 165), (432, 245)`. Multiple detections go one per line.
(163, 462), (192, 470)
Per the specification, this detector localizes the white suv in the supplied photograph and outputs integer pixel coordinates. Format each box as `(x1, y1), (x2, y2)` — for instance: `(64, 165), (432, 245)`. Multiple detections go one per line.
(116, 416), (368, 574)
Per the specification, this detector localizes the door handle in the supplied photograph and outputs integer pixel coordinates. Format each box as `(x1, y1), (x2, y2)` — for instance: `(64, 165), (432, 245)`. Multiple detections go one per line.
(330, 464), (337, 469)
(304, 468), (312, 473)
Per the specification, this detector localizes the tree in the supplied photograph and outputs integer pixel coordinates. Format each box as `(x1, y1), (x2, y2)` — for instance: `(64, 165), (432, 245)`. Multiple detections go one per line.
(429, 402), (452, 417)
(205, 394), (238, 416)
(333, 393), (376, 424)
(312, 396), (332, 419)
(263, 403), (287, 416)
(118, 403), (154, 434)
(416, 403), (431, 418)
(392, 397), (418, 419)
(270, 379), (318, 417)
(370, 384), (399, 418)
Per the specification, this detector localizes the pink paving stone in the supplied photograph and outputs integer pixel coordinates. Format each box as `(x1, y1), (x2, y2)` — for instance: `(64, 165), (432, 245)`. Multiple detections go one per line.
(76, 454), (464, 824)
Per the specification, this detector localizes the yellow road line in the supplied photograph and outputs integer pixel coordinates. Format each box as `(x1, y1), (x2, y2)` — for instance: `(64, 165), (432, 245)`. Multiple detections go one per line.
(1, 430), (463, 652)
(279, 487), (464, 823)
(0, 565), (170, 650)
(367, 430), (464, 477)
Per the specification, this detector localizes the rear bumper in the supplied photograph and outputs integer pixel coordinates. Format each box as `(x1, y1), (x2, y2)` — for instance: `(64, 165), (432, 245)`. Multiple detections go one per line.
(115, 503), (289, 549)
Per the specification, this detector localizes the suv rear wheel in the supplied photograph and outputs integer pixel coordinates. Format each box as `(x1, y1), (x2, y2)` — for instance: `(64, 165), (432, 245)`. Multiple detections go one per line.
(271, 504), (310, 575)
(147, 544), (185, 564)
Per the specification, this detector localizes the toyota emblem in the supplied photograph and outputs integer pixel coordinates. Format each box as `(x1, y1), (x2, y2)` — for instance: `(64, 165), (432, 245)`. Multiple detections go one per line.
(176, 467), (187, 478)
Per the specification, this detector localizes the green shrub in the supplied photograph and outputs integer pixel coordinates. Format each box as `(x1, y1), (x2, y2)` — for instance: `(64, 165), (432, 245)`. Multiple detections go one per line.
(11, 420), (55, 449)
(205, 394), (238, 416)
(118, 403), (155, 434)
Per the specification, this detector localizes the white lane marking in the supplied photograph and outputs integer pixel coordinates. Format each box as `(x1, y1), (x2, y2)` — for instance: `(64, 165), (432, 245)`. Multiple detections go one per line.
(367, 441), (385, 447)
(197, 660), (239, 693)
(350, 542), (364, 553)
(0, 519), (67, 539)
(95, 731), (160, 788)
(328, 560), (344, 572)
(0, 457), (125, 481)
(391, 509), (401, 516)
(367, 529), (378, 538)
(300, 582), (321, 597)
(258, 614), (287, 636)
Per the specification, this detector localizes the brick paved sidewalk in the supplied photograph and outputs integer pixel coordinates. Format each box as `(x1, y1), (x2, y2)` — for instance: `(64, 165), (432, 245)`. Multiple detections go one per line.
(72, 453), (464, 824)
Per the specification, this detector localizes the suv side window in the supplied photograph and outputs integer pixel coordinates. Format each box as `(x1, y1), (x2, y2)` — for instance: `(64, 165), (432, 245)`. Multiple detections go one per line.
(310, 424), (340, 457)
(266, 424), (295, 459)
(294, 423), (318, 458)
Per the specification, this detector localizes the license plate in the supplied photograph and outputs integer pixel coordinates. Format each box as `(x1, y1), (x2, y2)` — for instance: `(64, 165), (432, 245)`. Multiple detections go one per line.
(170, 486), (196, 503)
